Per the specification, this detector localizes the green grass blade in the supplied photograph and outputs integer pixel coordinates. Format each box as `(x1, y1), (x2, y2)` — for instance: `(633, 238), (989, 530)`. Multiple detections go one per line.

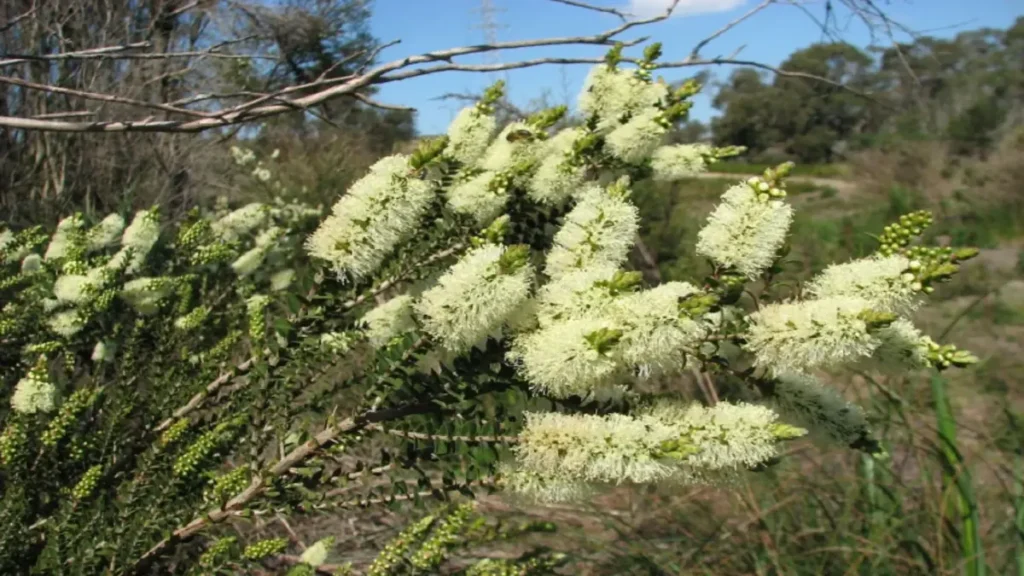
(931, 374), (986, 576)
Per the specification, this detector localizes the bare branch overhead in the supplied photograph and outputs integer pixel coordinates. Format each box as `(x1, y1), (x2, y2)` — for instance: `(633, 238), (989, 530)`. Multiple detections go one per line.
(0, 0), (893, 134)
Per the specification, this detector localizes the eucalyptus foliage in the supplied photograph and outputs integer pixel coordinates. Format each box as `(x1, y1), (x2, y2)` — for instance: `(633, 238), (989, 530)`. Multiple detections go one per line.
(0, 44), (979, 574)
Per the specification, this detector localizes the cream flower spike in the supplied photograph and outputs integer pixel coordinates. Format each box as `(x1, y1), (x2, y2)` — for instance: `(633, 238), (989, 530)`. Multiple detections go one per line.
(604, 108), (667, 165)
(87, 213), (126, 252)
(806, 254), (920, 315)
(696, 180), (793, 279)
(544, 180), (639, 280)
(770, 372), (872, 448)
(745, 297), (889, 375)
(359, 295), (417, 349)
(527, 127), (587, 206)
(416, 244), (534, 352)
(305, 154), (433, 281)
(44, 214), (84, 261)
(650, 144), (712, 181)
(211, 203), (268, 242)
(445, 106), (497, 166)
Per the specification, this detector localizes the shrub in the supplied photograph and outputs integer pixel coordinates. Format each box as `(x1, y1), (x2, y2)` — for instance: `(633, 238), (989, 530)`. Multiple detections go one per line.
(0, 45), (979, 574)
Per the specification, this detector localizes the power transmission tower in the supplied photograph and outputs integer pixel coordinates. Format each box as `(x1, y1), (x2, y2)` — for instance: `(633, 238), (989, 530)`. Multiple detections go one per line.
(471, 0), (510, 84)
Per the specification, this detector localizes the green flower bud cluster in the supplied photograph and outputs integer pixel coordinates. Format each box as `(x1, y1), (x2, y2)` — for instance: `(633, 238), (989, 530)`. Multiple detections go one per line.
(467, 554), (569, 576)
(857, 309), (898, 331)
(594, 270), (643, 296)
(496, 245), (531, 276)
(285, 564), (315, 576)
(409, 503), (476, 571)
(71, 464), (102, 501)
(473, 214), (511, 247)
(476, 80), (506, 116)
(583, 327), (623, 356)
(205, 466), (249, 503)
(200, 329), (243, 364)
(241, 537), (288, 561)
(897, 246), (978, 294)
(410, 135), (450, 170)
(367, 514), (437, 576)
(877, 210), (933, 256)
(0, 420), (27, 467)
(24, 340), (63, 355)
(526, 106), (567, 133)
(41, 387), (100, 448)
(174, 306), (210, 332)
(198, 537), (237, 570)
(246, 294), (270, 341)
(679, 293), (719, 319)
(745, 175), (788, 203)
(924, 339), (979, 370)
(708, 145), (746, 161)
(173, 416), (245, 478)
(158, 418), (190, 450)
(191, 242), (237, 267)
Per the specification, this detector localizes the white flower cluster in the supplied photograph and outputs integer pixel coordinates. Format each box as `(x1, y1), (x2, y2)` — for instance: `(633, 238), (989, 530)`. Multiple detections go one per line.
(447, 170), (507, 226)
(47, 309), (85, 337)
(650, 144), (712, 182)
(306, 155), (433, 281)
(515, 411), (679, 485)
(578, 64), (668, 128)
(11, 359), (56, 414)
(120, 277), (175, 315)
(527, 127), (587, 206)
(512, 269), (706, 397)
(91, 340), (114, 363)
(646, 401), (794, 472)
(770, 372), (871, 447)
(86, 213), (126, 252)
(745, 297), (881, 375)
(604, 108), (666, 165)
(479, 122), (543, 176)
(415, 244), (534, 352)
(806, 254), (919, 315)
(21, 254), (42, 273)
(544, 183), (639, 280)
(866, 318), (933, 371)
(44, 214), (85, 261)
(696, 180), (793, 279)
(108, 209), (161, 274)
(446, 106), (498, 166)
(359, 295), (418, 348)
(230, 145), (257, 167)
(509, 401), (800, 501)
(211, 203), (268, 242)
(53, 268), (107, 305)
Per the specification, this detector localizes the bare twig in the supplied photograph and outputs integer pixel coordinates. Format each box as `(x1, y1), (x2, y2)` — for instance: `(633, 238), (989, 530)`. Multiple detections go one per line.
(0, 42), (151, 67)
(0, 75), (210, 119)
(0, 2), (683, 133)
(151, 359), (255, 433)
(365, 423), (518, 444)
(352, 92), (415, 112)
(690, 0), (776, 60)
(549, 0), (632, 21)
(0, 8), (36, 34)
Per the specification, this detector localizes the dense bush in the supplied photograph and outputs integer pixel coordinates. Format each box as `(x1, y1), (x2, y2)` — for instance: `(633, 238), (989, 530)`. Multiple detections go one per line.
(0, 44), (981, 574)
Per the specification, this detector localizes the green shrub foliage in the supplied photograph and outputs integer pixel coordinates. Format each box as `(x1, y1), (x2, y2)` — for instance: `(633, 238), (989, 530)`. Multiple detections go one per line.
(0, 44), (978, 574)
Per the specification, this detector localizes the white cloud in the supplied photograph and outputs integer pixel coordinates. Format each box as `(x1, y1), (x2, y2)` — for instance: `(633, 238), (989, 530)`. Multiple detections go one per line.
(627, 0), (747, 17)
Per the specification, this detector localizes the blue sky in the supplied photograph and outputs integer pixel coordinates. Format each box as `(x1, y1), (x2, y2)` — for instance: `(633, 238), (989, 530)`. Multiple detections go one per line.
(369, 0), (1024, 136)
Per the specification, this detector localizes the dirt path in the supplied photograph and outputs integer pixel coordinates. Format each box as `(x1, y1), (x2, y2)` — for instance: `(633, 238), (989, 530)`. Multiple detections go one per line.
(696, 171), (859, 195)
